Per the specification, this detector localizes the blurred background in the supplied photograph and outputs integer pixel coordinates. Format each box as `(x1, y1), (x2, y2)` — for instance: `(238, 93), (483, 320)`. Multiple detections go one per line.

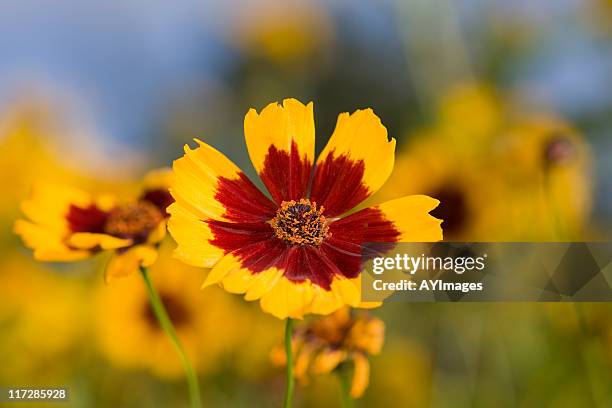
(1, 0), (611, 406)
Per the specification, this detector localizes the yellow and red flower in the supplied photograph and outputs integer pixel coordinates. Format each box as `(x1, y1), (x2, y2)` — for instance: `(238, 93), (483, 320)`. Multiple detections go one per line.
(272, 308), (384, 398)
(14, 169), (173, 281)
(168, 98), (442, 319)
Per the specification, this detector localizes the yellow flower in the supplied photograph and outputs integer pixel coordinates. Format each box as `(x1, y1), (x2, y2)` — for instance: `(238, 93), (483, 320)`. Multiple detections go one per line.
(375, 134), (501, 240)
(494, 116), (592, 239)
(94, 243), (243, 378)
(230, 1), (333, 65)
(272, 308), (384, 398)
(168, 98), (443, 319)
(14, 169), (174, 281)
(372, 83), (505, 240)
(376, 83), (593, 241)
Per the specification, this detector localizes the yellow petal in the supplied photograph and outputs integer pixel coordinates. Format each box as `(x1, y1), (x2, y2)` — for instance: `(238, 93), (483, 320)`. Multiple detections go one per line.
(349, 317), (385, 355)
(201, 253), (242, 288)
(14, 219), (91, 261)
(244, 267), (284, 301)
(168, 203), (225, 268)
(312, 348), (347, 374)
(105, 245), (158, 283)
(259, 277), (315, 319)
(330, 276), (361, 307)
(170, 139), (244, 221)
(375, 195), (443, 241)
(21, 182), (93, 233)
(146, 219), (167, 244)
(294, 342), (316, 379)
(221, 267), (258, 294)
(68, 232), (132, 250)
(306, 284), (344, 316)
(311, 108), (395, 215)
(216, 261), (282, 300)
(350, 353), (370, 398)
(244, 99), (314, 202)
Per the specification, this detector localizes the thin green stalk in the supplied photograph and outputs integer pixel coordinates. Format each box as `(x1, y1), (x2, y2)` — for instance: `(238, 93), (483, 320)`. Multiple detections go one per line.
(283, 318), (295, 408)
(337, 363), (354, 408)
(139, 267), (202, 408)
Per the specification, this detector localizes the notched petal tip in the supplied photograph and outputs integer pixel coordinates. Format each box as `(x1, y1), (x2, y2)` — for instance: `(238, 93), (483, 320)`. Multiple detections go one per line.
(245, 107), (259, 119)
(180, 138), (206, 154)
(281, 98), (311, 110)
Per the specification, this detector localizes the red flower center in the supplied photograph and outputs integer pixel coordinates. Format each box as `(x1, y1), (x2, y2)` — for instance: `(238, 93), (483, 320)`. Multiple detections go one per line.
(269, 199), (330, 246)
(104, 201), (163, 241)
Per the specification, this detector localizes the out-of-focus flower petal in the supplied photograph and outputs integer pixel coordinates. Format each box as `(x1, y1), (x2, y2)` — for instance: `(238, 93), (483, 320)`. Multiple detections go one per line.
(351, 352), (370, 398)
(105, 245), (158, 283)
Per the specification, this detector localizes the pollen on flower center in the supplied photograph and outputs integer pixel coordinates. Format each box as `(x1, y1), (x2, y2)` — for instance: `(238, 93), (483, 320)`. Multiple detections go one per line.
(269, 199), (330, 246)
(104, 201), (163, 240)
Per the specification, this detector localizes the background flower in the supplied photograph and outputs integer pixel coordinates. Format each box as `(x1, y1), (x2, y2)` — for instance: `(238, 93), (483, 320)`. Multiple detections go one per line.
(272, 308), (385, 398)
(14, 169), (172, 280)
(94, 242), (244, 378)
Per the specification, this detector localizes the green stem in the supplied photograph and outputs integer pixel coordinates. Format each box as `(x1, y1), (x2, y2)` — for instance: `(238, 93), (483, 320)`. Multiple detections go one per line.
(337, 363), (354, 408)
(283, 318), (295, 408)
(139, 267), (202, 408)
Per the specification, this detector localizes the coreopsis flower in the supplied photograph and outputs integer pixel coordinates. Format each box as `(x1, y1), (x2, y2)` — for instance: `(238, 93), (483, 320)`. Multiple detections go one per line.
(14, 169), (173, 281)
(495, 116), (592, 239)
(94, 243), (244, 378)
(375, 135), (502, 241)
(168, 99), (443, 319)
(272, 308), (384, 398)
(376, 83), (593, 241)
(368, 83), (504, 241)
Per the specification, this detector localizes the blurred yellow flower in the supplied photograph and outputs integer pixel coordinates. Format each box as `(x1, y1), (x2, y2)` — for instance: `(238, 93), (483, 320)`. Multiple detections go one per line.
(94, 243), (243, 378)
(272, 308), (385, 398)
(376, 82), (593, 240)
(375, 134), (500, 240)
(15, 169), (173, 281)
(0, 254), (88, 383)
(0, 99), (143, 226)
(494, 116), (592, 239)
(230, 0), (333, 65)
